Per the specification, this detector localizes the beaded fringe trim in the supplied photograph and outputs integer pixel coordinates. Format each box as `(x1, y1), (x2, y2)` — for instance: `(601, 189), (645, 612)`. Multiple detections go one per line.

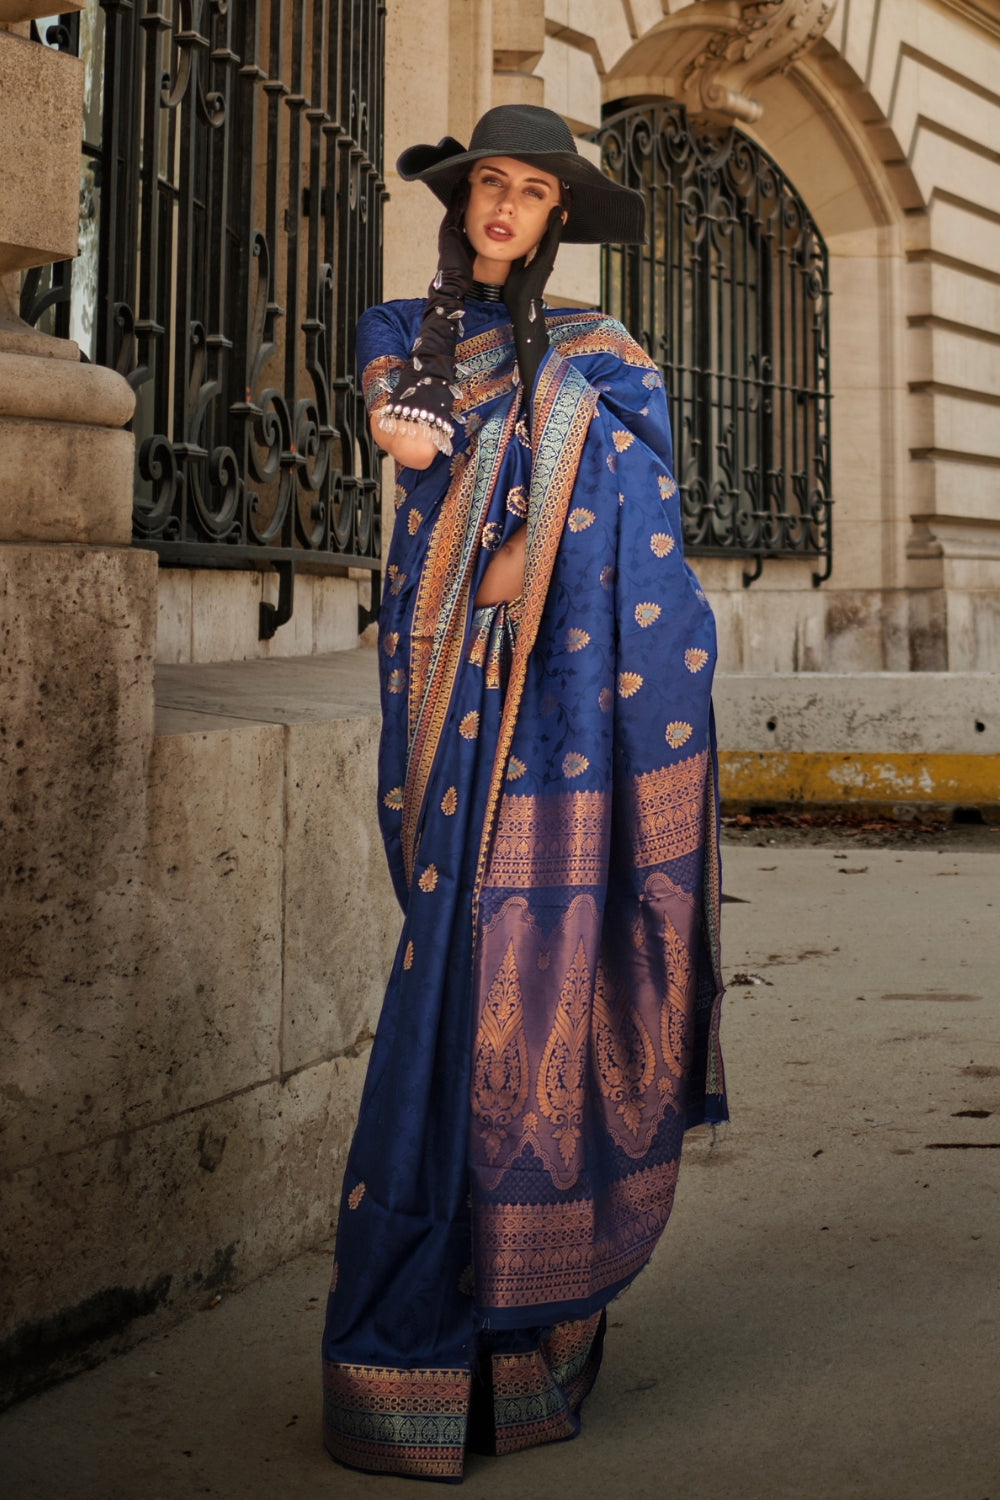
(375, 410), (454, 457)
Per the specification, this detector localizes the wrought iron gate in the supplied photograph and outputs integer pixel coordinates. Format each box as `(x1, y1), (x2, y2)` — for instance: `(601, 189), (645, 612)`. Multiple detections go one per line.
(24, 1), (386, 633)
(594, 103), (832, 585)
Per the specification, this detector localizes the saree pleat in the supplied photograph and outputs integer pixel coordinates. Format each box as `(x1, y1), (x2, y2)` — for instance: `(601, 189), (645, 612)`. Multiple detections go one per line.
(322, 299), (726, 1482)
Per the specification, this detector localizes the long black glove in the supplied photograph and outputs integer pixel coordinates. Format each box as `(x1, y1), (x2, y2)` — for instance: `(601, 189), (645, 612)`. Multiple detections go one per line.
(376, 205), (475, 455)
(502, 207), (564, 430)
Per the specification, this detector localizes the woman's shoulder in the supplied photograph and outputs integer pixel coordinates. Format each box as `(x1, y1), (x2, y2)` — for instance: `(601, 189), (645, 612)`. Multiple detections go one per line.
(358, 299), (425, 336)
(548, 309), (657, 370)
(361, 297), (426, 318)
(356, 300), (426, 367)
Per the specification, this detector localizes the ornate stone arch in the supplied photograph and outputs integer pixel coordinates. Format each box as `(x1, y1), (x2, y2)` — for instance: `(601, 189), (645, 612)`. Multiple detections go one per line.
(593, 2), (932, 669)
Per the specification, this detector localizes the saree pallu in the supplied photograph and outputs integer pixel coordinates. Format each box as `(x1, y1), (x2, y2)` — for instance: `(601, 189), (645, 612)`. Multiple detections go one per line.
(322, 299), (727, 1481)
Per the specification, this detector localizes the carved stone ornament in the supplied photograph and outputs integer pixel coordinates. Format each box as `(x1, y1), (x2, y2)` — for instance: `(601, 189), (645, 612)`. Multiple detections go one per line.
(678, 0), (837, 124)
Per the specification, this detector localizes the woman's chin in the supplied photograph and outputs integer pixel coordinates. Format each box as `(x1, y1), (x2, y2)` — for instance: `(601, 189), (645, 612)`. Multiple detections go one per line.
(469, 238), (525, 270)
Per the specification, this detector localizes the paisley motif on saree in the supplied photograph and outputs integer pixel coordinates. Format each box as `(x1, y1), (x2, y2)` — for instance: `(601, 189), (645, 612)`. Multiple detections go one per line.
(322, 297), (727, 1480)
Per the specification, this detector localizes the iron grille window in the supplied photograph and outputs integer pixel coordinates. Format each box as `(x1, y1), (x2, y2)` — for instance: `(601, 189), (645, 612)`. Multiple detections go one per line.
(23, 1), (386, 634)
(594, 103), (832, 585)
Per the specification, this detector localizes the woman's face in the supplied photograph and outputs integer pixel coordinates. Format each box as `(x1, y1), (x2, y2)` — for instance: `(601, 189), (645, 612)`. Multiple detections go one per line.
(463, 157), (565, 267)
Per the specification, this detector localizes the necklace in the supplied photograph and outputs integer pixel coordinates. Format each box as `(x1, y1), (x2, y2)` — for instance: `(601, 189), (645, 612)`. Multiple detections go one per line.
(469, 280), (504, 303)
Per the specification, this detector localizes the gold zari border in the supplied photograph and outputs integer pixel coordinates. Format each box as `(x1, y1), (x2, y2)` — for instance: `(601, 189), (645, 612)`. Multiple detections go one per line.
(360, 353), (404, 416)
(322, 1360), (469, 1479)
(474, 1157), (679, 1308)
(472, 354), (598, 926)
(628, 750), (709, 868)
(483, 789), (609, 889)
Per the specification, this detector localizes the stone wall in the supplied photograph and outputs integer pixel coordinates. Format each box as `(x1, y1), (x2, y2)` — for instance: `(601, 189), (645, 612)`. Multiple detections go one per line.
(1, 652), (398, 1406)
(714, 669), (1000, 811)
(156, 570), (366, 664)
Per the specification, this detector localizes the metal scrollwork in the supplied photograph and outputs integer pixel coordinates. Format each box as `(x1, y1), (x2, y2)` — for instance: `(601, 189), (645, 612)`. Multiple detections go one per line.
(136, 433), (180, 535)
(594, 102), (832, 586)
(23, 0), (387, 629)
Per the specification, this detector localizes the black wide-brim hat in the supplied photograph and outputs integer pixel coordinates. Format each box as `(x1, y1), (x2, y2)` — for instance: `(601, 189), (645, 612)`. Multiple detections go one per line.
(396, 103), (646, 246)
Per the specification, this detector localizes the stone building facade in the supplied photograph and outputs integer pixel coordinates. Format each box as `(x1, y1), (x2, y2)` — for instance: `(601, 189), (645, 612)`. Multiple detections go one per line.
(1, 0), (998, 1403)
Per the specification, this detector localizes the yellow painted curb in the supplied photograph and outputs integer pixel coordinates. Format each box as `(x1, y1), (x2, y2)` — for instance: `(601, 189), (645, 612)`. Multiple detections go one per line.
(718, 751), (1000, 806)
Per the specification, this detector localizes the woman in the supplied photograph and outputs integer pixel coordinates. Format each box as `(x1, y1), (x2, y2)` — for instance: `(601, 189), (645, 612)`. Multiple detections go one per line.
(322, 104), (727, 1481)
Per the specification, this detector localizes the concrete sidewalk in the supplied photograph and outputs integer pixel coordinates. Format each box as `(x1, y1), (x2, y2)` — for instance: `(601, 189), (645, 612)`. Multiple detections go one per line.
(3, 842), (998, 1500)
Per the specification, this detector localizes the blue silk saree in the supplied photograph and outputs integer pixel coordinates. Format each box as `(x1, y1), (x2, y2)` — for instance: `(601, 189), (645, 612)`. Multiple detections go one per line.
(321, 297), (727, 1480)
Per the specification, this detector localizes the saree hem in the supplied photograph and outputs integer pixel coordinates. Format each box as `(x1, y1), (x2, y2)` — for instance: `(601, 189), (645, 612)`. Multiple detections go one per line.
(322, 1359), (470, 1481)
(323, 1309), (606, 1481)
(487, 1308), (606, 1456)
(321, 1442), (465, 1485)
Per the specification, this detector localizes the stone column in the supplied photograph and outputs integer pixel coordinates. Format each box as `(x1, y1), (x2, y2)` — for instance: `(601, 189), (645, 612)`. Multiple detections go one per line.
(0, 11), (139, 533)
(492, 0), (544, 107)
(0, 5), (159, 1391)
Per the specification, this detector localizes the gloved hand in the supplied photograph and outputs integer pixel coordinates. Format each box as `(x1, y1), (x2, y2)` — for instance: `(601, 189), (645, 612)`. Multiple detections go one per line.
(377, 201), (475, 455)
(503, 207), (564, 426)
(432, 203), (476, 300)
